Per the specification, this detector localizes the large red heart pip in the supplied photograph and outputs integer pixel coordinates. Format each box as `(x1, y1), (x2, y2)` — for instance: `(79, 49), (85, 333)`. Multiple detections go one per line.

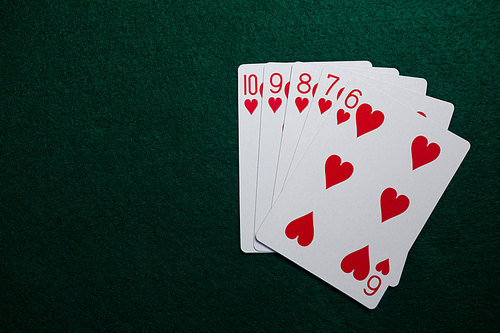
(341, 245), (370, 281)
(356, 103), (384, 137)
(295, 97), (309, 113)
(411, 135), (440, 170)
(285, 212), (314, 247)
(268, 97), (282, 113)
(325, 155), (353, 189)
(245, 99), (258, 115)
(318, 98), (332, 114)
(380, 188), (410, 223)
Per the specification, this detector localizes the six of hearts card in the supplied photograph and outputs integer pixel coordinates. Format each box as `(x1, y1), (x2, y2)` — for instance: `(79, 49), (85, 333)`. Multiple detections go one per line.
(238, 62), (470, 309)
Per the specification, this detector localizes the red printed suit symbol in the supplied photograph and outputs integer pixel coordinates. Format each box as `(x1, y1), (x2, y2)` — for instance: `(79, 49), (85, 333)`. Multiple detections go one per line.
(375, 259), (390, 275)
(285, 212), (314, 247)
(337, 109), (350, 124)
(356, 103), (384, 137)
(337, 87), (345, 100)
(325, 155), (353, 189)
(411, 136), (440, 170)
(268, 97), (282, 113)
(318, 98), (332, 114)
(380, 188), (410, 222)
(341, 246), (391, 297)
(284, 82), (290, 98)
(295, 97), (309, 113)
(312, 83), (318, 97)
(245, 99), (258, 115)
(341, 245), (370, 281)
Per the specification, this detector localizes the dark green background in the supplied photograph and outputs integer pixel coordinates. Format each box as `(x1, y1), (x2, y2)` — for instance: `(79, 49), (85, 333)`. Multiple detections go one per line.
(1, 0), (499, 331)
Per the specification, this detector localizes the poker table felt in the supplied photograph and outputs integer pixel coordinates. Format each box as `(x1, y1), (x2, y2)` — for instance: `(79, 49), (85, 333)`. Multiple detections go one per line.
(1, 1), (499, 331)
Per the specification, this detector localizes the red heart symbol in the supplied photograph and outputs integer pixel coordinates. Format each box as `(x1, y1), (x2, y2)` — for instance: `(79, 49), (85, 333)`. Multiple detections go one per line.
(318, 98), (332, 114)
(245, 99), (258, 115)
(411, 136), (440, 170)
(259, 83), (263, 97)
(325, 155), (353, 189)
(312, 83), (318, 97)
(284, 82), (290, 98)
(417, 111), (427, 117)
(337, 87), (345, 100)
(375, 259), (390, 276)
(356, 103), (384, 137)
(380, 188), (410, 223)
(285, 212), (314, 247)
(295, 97), (309, 113)
(341, 245), (370, 281)
(336, 109), (350, 125)
(268, 97), (282, 113)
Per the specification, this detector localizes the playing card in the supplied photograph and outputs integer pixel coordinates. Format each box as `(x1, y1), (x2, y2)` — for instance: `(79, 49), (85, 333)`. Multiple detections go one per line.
(280, 68), (450, 200)
(252, 62), (292, 251)
(238, 63), (265, 253)
(256, 77), (469, 308)
(253, 61), (377, 251)
(272, 65), (428, 205)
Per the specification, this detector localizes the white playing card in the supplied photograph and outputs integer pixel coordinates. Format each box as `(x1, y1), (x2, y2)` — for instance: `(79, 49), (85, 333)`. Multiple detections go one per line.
(272, 64), (428, 206)
(281, 68), (449, 199)
(252, 62), (293, 251)
(238, 64), (265, 253)
(253, 61), (377, 251)
(256, 77), (469, 308)
(267, 62), (325, 218)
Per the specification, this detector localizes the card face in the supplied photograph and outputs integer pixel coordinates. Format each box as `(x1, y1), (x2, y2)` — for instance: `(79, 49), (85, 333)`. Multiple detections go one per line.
(238, 64), (265, 253)
(256, 78), (470, 308)
(274, 65), (427, 203)
(252, 62), (292, 251)
(273, 64), (427, 202)
(270, 62), (325, 211)
(253, 61), (376, 251)
(282, 69), (448, 198)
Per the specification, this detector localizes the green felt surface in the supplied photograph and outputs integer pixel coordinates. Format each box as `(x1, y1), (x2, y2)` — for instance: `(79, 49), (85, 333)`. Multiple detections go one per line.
(1, 0), (499, 331)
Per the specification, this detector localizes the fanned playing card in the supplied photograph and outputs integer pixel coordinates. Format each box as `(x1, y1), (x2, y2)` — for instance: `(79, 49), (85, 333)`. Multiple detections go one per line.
(256, 77), (469, 308)
(239, 61), (470, 308)
(238, 64), (265, 253)
(253, 61), (376, 251)
(253, 62), (293, 251)
(283, 68), (453, 197)
(274, 65), (432, 203)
